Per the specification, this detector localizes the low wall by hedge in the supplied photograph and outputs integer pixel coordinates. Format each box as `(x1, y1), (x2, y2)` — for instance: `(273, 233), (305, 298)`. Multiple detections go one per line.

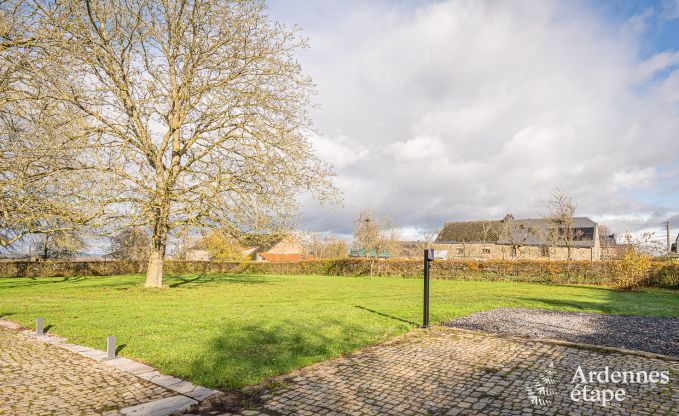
(1, 258), (678, 288)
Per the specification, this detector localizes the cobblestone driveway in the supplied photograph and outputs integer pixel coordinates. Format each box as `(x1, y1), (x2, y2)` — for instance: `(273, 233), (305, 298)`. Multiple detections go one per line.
(0, 326), (173, 415)
(202, 328), (678, 416)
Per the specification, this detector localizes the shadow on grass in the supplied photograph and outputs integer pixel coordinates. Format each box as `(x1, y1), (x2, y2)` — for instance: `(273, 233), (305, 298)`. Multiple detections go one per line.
(0, 275), (88, 289)
(516, 286), (679, 317)
(189, 319), (379, 389)
(0, 273), (270, 290)
(165, 273), (270, 288)
(43, 324), (53, 333)
(169, 274), (218, 288)
(354, 305), (418, 326)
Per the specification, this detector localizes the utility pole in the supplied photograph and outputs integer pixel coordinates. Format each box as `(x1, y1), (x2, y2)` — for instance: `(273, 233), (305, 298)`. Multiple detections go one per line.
(666, 222), (671, 254)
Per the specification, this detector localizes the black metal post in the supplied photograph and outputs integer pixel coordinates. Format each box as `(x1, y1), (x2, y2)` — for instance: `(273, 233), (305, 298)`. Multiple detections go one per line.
(422, 249), (433, 328)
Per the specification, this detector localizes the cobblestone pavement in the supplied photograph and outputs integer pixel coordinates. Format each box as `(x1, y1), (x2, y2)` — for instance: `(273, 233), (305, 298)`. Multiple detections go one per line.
(0, 326), (174, 415)
(199, 327), (679, 416)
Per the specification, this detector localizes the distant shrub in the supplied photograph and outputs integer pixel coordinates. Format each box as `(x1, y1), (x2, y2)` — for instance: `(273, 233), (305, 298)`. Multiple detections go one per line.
(608, 233), (661, 291)
(1, 256), (678, 289)
(643, 260), (679, 289)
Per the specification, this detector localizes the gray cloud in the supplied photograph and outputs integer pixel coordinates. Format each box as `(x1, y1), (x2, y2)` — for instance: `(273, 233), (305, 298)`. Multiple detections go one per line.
(274, 0), (679, 240)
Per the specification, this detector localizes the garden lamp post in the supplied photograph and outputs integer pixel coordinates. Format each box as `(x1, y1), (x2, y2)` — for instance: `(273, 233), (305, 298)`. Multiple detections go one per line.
(422, 248), (434, 328)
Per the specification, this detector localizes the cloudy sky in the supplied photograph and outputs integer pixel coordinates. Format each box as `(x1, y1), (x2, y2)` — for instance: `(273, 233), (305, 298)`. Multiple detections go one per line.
(268, 0), (679, 241)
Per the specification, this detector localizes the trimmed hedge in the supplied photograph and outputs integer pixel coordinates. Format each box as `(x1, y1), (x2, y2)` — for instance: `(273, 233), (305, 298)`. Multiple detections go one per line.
(1, 258), (678, 289)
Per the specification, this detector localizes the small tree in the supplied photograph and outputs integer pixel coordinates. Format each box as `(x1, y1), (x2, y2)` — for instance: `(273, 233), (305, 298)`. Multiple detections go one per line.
(479, 220), (498, 256)
(109, 228), (150, 262)
(545, 190), (578, 260)
(31, 229), (86, 260)
(352, 210), (399, 275)
(301, 232), (347, 259)
(499, 214), (533, 259)
(200, 230), (246, 262)
(324, 239), (348, 259)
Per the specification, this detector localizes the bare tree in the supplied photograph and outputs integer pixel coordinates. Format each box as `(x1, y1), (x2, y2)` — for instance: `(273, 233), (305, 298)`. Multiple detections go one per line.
(420, 230), (437, 251)
(30, 228), (86, 260)
(109, 227), (149, 261)
(479, 219), (498, 255)
(352, 210), (399, 275)
(352, 210), (399, 254)
(0, 107), (101, 247)
(1, 1), (100, 247)
(301, 232), (348, 259)
(480, 220), (494, 244)
(323, 238), (348, 259)
(16, 0), (335, 287)
(545, 190), (578, 260)
(499, 214), (534, 259)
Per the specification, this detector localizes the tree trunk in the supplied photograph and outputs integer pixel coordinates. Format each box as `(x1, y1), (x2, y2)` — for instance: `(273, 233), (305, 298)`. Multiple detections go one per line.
(145, 248), (164, 288)
(43, 234), (49, 260)
(145, 196), (170, 288)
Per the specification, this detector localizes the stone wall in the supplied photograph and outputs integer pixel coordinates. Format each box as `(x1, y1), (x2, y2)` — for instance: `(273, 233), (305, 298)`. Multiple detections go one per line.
(434, 243), (595, 261)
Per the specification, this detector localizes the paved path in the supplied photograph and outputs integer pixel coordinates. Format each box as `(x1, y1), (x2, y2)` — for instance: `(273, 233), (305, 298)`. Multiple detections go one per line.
(199, 328), (679, 416)
(0, 325), (173, 415)
(0, 322), (220, 416)
(3, 319), (678, 415)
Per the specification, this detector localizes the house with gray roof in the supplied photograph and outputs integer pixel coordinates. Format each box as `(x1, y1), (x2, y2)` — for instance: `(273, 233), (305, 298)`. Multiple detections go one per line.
(434, 216), (617, 261)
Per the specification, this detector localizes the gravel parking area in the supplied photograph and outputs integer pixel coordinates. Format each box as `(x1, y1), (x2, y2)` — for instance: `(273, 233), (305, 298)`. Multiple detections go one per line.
(446, 307), (679, 357)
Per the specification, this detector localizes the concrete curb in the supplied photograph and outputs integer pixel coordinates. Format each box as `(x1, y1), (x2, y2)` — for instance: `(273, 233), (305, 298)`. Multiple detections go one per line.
(120, 396), (198, 416)
(0, 319), (221, 415)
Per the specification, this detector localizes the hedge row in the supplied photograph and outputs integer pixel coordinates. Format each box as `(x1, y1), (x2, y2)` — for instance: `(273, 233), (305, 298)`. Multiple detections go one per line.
(1, 258), (678, 289)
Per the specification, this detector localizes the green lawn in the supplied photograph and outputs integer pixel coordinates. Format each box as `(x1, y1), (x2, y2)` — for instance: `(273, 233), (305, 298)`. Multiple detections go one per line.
(1, 273), (678, 389)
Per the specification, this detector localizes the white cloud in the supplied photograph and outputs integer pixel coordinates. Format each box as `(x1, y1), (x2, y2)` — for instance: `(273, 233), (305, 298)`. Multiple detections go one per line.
(612, 168), (656, 189)
(310, 133), (370, 169)
(636, 51), (679, 80)
(390, 136), (446, 162)
(273, 0), (679, 235)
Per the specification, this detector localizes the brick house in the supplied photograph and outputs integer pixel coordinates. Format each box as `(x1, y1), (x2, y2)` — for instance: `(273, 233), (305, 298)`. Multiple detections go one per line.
(434, 216), (616, 261)
(183, 234), (305, 262)
(254, 236), (306, 262)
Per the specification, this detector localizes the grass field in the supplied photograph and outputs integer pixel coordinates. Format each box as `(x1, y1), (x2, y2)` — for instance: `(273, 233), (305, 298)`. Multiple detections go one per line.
(1, 273), (678, 389)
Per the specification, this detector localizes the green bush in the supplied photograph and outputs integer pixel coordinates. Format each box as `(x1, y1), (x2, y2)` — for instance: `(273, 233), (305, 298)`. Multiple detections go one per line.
(2, 258), (678, 289)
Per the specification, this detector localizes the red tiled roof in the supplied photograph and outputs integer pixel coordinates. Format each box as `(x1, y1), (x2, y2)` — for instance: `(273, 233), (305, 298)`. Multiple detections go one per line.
(258, 252), (306, 262)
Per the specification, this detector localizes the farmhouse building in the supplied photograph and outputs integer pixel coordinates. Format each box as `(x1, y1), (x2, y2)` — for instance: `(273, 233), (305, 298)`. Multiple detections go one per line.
(434, 216), (617, 261)
(255, 236), (307, 262)
(182, 234), (306, 262)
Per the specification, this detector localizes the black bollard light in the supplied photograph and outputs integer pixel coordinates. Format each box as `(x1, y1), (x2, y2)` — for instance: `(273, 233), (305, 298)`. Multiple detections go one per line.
(422, 248), (434, 328)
